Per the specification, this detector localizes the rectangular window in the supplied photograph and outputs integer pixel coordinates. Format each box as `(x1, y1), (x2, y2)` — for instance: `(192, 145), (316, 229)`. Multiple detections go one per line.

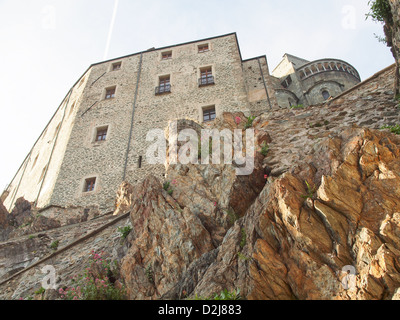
(156, 76), (171, 95)
(112, 62), (122, 71)
(281, 75), (292, 89)
(203, 106), (216, 122)
(161, 51), (172, 60)
(96, 127), (108, 142)
(198, 44), (209, 53)
(105, 87), (116, 99)
(84, 178), (96, 193)
(199, 67), (214, 86)
(138, 156), (143, 168)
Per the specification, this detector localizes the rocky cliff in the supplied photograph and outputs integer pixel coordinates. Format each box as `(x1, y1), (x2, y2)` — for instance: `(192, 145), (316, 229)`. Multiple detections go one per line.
(1, 65), (400, 301)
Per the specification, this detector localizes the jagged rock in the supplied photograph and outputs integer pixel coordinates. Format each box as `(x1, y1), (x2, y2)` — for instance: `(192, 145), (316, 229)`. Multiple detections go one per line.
(120, 176), (215, 300)
(0, 200), (8, 228)
(188, 127), (400, 300)
(8, 198), (32, 228)
(29, 215), (61, 233)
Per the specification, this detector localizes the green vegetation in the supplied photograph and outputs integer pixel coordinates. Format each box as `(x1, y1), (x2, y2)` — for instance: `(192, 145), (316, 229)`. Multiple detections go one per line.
(366, 0), (392, 23)
(190, 289), (242, 301)
(240, 228), (247, 249)
(163, 181), (174, 196)
(145, 264), (154, 284)
(237, 252), (250, 261)
(260, 141), (270, 156)
(59, 251), (126, 300)
(366, 0), (393, 46)
(117, 226), (132, 240)
(226, 209), (239, 225)
(381, 124), (400, 135)
(35, 287), (46, 296)
(244, 116), (256, 129)
(50, 240), (59, 251)
(301, 181), (317, 200)
(290, 104), (305, 110)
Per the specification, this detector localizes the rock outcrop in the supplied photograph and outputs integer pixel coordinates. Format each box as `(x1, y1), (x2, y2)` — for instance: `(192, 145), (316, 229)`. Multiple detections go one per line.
(116, 125), (400, 300)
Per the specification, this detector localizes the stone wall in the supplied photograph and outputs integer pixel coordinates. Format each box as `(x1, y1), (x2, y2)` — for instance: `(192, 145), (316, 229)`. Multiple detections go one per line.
(3, 33), (277, 215)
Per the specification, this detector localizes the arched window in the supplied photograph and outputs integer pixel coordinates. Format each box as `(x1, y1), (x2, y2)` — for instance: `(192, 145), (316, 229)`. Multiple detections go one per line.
(322, 90), (330, 100)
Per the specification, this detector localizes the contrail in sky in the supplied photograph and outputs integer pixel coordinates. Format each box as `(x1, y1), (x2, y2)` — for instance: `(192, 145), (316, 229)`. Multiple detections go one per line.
(103, 0), (119, 60)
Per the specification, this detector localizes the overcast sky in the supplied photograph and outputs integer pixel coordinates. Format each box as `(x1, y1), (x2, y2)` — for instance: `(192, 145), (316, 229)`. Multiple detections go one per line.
(0, 0), (395, 191)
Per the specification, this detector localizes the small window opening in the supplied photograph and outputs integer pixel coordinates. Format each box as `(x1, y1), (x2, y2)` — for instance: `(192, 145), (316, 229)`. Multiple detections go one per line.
(322, 90), (330, 100)
(105, 87), (116, 99)
(84, 178), (96, 193)
(203, 106), (216, 122)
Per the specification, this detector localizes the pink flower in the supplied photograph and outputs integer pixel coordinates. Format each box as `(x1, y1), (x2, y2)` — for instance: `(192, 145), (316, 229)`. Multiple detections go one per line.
(264, 174), (268, 179)
(214, 202), (217, 207)
(235, 117), (242, 124)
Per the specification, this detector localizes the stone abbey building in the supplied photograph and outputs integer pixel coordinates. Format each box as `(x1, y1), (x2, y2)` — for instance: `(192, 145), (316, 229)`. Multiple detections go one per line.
(2, 33), (361, 215)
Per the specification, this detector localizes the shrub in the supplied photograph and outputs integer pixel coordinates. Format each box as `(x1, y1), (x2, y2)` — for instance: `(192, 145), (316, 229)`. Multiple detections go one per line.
(117, 226), (132, 240)
(163, 181), (171, 191)
(244, 116), (256, 129)
(366, 0), (392, 23)
(226, 209), (239, 225)
(59, 251), (126, 300)
(260, 141), (270, 156)
(381, 124), (400, 135)
(163, 181), (174, 196)
(50, 240), (59, 251)
(35, 287), (46, 295)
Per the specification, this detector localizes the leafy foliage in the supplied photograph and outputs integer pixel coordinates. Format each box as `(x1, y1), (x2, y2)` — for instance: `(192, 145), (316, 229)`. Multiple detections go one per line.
(381, 124), (400, 135)
(260, 141), (270, 156)
(301, 181), (317, 200)
(366, 0), (392, 23)
(59, 251), (126, 300)
(190, 289), (242, 301)
(117, 226), (132, 240)
(244, 116), (256, 129)
(50, 240), (59, 251)
(290, 104), (305, 110)
(163, 181), (174, 196)
(240, 228), (247, 249)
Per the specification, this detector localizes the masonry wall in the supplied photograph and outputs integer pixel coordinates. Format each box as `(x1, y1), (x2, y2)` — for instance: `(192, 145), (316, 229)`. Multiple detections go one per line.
(242, 57), (278, 113)
(302, 70), (360, 105)
(33, 33), (272, 214)
(48, 54), (142, 213)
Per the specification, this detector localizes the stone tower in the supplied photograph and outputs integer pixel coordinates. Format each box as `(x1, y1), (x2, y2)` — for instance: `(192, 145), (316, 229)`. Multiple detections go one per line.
(272, 53), (361, 108)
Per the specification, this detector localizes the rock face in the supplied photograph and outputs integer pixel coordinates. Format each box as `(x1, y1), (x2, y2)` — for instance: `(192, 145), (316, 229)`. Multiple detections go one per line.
(116, 103), (400, 300)
(238, 127), (400, 300)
